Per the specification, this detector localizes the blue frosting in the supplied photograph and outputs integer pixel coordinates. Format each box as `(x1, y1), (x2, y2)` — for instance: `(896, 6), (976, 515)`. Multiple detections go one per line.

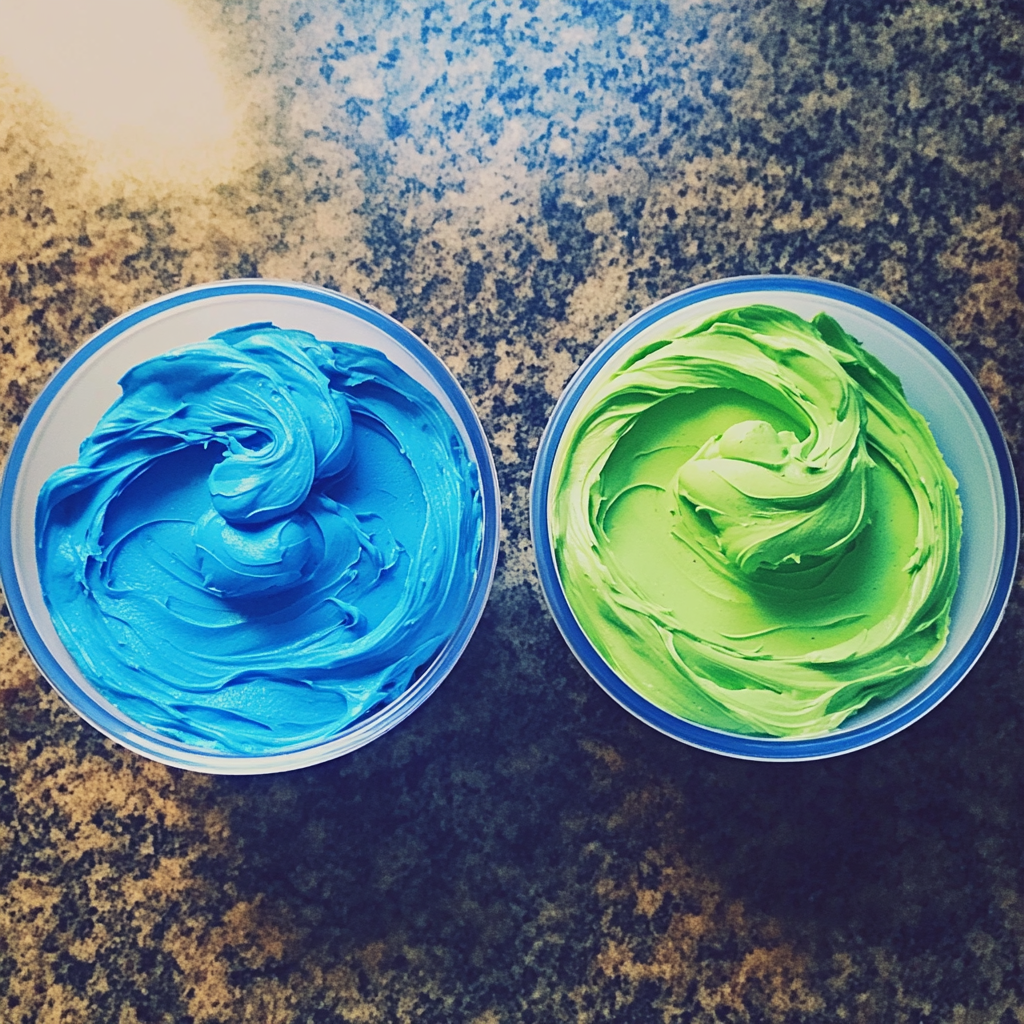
(36, 324), (482, 755)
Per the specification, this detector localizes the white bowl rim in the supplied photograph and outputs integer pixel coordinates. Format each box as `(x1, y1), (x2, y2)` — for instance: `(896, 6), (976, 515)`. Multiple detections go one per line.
(530, 275), (1020, 761)
(0, 279), (501, 774)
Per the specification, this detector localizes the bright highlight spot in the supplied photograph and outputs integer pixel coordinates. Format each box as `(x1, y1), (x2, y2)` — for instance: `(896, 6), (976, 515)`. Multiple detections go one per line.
(0, 0), (236, 180)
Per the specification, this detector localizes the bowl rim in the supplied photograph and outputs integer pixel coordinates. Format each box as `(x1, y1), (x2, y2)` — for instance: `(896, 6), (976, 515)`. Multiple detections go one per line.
(0, 278), (501, 774)
(530, 274), (1020, 761)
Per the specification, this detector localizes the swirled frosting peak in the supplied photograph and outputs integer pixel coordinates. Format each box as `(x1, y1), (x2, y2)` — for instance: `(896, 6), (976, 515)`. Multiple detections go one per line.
(36, 324), (482, 754)
(552, 305), (962, 738)
(672, 309), (874, 574)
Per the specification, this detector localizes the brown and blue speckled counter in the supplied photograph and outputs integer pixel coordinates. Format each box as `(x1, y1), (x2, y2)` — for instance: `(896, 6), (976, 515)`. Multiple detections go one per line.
(2, 1), (1024, 1021)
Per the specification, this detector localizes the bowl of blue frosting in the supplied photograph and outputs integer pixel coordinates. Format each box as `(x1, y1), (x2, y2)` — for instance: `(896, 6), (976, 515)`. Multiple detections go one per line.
(1, 280), (500, 773)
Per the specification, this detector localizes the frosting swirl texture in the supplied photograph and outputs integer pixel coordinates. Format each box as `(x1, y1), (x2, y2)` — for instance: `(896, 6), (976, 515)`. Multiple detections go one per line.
(552, 305), (962, 737)
(36, 324), (482, 754)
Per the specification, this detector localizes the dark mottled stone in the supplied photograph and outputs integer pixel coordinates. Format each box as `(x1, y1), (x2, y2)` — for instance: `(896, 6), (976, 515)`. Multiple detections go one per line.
(1, 0), (1023, 1021)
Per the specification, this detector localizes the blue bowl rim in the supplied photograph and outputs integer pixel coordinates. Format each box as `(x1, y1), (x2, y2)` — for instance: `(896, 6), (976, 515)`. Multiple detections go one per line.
(530, 275), (1021, 761)
(0, 278), (501, 774)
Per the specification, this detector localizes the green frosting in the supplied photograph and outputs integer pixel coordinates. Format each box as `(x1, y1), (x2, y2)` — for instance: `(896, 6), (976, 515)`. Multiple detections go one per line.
(551, 305), (962, 737)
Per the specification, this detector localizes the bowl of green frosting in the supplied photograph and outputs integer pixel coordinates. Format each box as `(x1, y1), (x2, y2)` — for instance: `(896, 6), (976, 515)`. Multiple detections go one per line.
(531, 276), (1019, 760)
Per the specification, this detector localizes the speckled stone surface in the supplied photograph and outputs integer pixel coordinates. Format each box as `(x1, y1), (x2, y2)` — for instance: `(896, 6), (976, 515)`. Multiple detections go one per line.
(2, 1), (1024, 1021)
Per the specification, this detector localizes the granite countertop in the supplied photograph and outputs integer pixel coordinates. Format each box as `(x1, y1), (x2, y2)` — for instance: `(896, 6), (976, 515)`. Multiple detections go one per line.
(2, 1), (1023, 1021)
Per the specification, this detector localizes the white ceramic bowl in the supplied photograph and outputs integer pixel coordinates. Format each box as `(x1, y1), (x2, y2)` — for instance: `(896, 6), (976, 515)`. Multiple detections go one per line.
(1, 280), (500, 774)
(531, 276), (1019, 760)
